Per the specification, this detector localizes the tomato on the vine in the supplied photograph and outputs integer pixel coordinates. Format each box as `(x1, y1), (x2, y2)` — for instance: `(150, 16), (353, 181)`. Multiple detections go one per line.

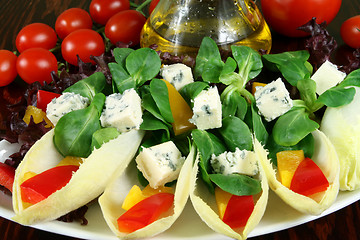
(15, 23), (57, 52)
(340, 15), (360, 49)
(105, 10), (146, 46)
(0, 50), (18, 87)
(149, 0), (160, 15)
(16, 48), (57, 85)
(89, 0), (130, 25)
(61, 29), (105, 66)
(261, 0), (342, 37)
(55, 8), (93, 40)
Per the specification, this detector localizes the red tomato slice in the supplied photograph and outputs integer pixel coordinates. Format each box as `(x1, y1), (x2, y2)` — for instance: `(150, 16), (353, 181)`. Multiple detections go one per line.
(0, 162), (16, 192)
(222, 194), (254, 229)
(36, 90), (61, 112)
(20, 165), (79, 204)
(117, 192), (174, 233)
(290, 157), (329, 196)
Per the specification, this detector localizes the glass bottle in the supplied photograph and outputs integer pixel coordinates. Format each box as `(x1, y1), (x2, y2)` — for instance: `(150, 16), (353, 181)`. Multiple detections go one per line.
(140, 0), (272, 57)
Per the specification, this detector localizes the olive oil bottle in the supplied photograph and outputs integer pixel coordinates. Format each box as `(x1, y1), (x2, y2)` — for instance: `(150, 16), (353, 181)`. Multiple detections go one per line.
(140, 0), (272, 57)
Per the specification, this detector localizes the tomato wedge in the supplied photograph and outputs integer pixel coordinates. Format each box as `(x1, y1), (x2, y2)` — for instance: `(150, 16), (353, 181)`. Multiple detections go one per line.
(290, 157), (329, 196)
(20, 165), (79, 204)
(222, 194), (254, 229)
(36, 90), (61, 112)
(0, 162), (15, 192)
(117, 192), (174, 233)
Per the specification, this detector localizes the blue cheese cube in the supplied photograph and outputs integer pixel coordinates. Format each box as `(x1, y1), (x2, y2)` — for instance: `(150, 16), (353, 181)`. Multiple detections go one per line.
(100, 89), (143, 133)
(46, 92), (89, 125)
(190, 86), (222, 130)
(160, 63), (194, 91)
(311, 60), (346, 95)
(136, 141), (185, 189)
(255, 78), (293, 122)
(210, 148), (258, 176)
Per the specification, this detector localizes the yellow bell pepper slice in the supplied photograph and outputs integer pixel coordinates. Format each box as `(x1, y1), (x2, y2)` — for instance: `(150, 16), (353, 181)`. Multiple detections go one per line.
(276, 150), (305, 188)
(252, 82), (267, 95)
(160, 79), (195, 136)
(56, 156), (83, 167)
(23, 105), (54, 128)
(215, 186), (232, 219)
(122, 184), (175, 211)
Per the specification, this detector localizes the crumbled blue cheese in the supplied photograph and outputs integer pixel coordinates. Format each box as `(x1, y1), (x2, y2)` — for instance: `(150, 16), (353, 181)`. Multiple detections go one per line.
(160, 63), (194, 91)
(311, 60), (346, 95)
(211, 148), (258, 176)
(46, 92), (89, 125)
(100, 88), (142, 133)
(255, 78), (293, 122)
(190, 86), (222, 130)
(136, 141), (185, 189)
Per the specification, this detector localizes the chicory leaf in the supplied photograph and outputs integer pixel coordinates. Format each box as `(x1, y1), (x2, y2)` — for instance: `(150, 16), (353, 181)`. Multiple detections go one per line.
(209, 173), (262, 196)
(272, 107), (319, 146)
(64, 72), (106, 101)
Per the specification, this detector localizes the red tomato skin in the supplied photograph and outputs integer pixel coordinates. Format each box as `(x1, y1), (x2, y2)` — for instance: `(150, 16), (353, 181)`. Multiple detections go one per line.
(290, 157), (329, 196)
(0, 162), (16, 192)
(20, 165), (79, 204)
(89, 0), (130, 25)
(16, 48), (58, 85)
(61, 29), (105, 66)
(117, 192), (174, 233)
(0, 50), (18, 87)
(222, 194), (254, 229)
(340, 15), (360, 49)
(15, 23), (58, 52)
(55, 8), (93, 40)
(261, 0), (342, 37)
(105, 10), (146, 46)
(149, 0), (160, 15)
(36, 90), (61, 112)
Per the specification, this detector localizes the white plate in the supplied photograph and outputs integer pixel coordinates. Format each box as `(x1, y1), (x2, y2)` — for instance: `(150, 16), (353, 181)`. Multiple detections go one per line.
(1, 187), (360, 239)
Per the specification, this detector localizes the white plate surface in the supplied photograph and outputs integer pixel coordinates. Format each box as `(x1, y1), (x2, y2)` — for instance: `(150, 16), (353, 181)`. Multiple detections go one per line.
(1, 187), (360, 239)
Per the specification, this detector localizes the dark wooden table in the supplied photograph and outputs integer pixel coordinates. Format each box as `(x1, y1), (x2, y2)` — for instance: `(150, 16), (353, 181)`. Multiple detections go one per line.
(1, 0), (360, 239)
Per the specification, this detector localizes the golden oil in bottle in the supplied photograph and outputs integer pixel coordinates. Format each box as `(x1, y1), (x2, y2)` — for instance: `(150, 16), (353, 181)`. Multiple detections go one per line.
(140, 0), (272, 57)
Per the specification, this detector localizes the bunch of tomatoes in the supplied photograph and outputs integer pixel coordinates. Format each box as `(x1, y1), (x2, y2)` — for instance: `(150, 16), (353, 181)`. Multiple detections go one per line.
(0, 0), (160, 87)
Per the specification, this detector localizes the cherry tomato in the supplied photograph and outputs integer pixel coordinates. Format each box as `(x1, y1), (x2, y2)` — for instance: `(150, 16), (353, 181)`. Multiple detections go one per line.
(89, 0), (130, 25)
(261, 0), (342, 37)
(55, 8), (93, 40)
(15, 23), (57, 53)
(0, 50), (18, 87)
(149, 0), (160, 15)
(290, 157), (329, 196)
(340, 15), (360, 49)
(16, 48), (57, 85)
(61, 29), (105, 66)
(20, 165), (79, 204)
(105, 10), (146, 46)
(117, 192), (174, 233)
